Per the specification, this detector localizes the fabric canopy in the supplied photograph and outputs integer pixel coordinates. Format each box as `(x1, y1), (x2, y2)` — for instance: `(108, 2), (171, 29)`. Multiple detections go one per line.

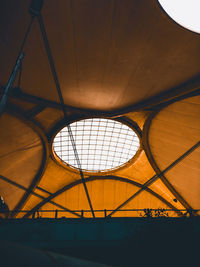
(0, 0), (199, 218)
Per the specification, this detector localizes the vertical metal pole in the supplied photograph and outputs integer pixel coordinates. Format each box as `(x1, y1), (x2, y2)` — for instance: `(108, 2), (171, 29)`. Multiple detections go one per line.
(104, 209), (107, 218)
(81, 210), (84, 218)
(55, 209), (58, 219)
(32, 211), (35, 219)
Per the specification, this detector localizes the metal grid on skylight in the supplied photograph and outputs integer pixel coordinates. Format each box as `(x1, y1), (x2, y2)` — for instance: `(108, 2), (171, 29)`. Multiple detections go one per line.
(53, 118), (140, 172)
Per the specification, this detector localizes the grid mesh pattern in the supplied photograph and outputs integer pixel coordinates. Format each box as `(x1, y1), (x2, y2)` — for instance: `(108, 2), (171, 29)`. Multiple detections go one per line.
(53, 118), (140, 172)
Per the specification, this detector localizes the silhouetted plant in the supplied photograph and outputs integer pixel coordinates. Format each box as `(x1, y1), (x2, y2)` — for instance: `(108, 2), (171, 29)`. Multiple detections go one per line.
(143, 209), (153, 217)
(140, 208), (169, 217)
(154, 208), (169, 217)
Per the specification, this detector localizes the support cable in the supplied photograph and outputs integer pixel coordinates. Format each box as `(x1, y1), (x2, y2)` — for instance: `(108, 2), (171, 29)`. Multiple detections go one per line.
(17, 62), (23, 88)
(0, 174), (81, 218)
(0, 15), (35, 116)
(107, 141), (200, 217)
(36, 13), (95, 218)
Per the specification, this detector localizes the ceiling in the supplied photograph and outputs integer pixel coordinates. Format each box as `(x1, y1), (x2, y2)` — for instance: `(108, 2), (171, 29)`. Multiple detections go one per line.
(0, 0), (199, 218)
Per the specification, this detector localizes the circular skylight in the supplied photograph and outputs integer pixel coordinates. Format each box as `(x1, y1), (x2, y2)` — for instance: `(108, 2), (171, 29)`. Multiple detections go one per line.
(158, 0), (200, 34)
(53, 118), (140, 172)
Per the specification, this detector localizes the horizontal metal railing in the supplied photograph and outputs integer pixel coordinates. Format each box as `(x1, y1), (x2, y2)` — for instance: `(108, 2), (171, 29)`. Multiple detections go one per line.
(1, 208), (199, 219)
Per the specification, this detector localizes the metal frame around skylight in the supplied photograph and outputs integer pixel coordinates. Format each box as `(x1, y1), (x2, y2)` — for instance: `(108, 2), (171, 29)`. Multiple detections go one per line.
(53, 118), (140, 172)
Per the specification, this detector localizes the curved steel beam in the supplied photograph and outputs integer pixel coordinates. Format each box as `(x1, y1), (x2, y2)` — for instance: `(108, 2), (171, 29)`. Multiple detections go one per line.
(4, 103), (50, 217)
(142, 102), (196, 210)
(2, 75), (200, 117)
(146, 87), (200, 111)
(23, 175), (181, 218)
(0, 174), (81, 218)
(107, 141), (200, 217)
(26, 104), (46, 118)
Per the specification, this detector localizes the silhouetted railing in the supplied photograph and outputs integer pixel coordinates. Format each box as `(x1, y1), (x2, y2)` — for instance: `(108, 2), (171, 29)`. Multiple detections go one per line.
(1, 208), (199, 219)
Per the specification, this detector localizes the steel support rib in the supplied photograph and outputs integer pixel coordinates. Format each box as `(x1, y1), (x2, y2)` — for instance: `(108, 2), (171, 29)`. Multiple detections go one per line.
(142, 110), (194, 210)
(107, 141), (200, 217)
(37, 14), (95, 217)
(26, 104), (46, 118)
(2, 80), (199, 117)
(0, 175), (81, 218)
(24, 176), (182, 218)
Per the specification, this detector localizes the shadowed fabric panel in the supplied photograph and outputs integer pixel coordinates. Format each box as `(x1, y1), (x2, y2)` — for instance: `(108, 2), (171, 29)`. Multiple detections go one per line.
(0, 113), (43, 209)
(1, 1), (200, 112)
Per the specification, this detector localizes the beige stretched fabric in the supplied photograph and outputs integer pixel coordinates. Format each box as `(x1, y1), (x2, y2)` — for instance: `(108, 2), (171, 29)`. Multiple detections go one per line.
(148, 96), (200, 210)
(0, 0), (199, 218)
(0, 0), (200, 112)
(0, 113), (44, 210)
